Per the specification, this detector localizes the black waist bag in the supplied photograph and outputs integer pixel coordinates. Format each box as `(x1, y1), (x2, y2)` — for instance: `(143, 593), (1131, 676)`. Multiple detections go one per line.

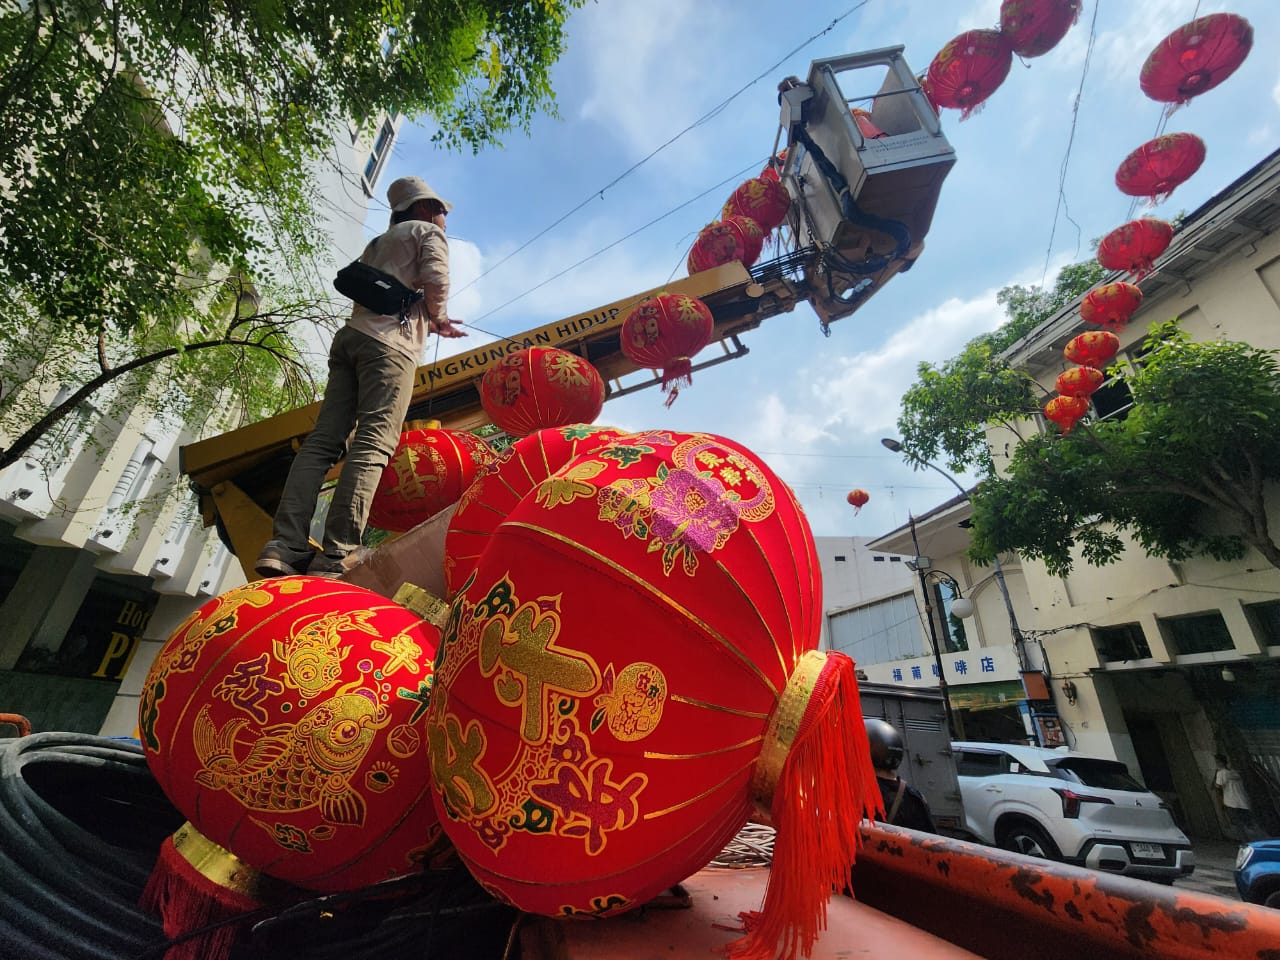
(334, 260), (424, 318)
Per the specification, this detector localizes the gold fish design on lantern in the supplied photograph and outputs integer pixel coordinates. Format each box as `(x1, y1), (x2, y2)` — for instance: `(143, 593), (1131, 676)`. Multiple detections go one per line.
(274, 610), (380, 700)
(193, 682), (390, 827)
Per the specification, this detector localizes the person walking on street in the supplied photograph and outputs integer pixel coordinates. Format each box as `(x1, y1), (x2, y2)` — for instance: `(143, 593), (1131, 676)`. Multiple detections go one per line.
(864, 718), (936, 833)
(255, 176), (465, 579)
(1214, 753), (1263, 842)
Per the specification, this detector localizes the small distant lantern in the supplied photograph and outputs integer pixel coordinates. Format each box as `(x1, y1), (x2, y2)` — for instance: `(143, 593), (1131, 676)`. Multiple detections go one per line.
(1140, 13), (1253, 108)
(759, 149), (788, 183)
(1055, 366), (1105, 398)
(687, 216), (765, 274)
(1063, 330), (1120, 367)
(846, 489), (870, 514)
(620, 293), (715, 406)
(722, 177), (792, 233)
(479, 347), (605, 438)
(999, 0), (1081, 59)
(1096, 218), (1174, 280)
(1044, 395), (1089, 434)
(1080, 282), (1143, 332)
(1114, 133), (1206, 204)
(926, 29), (1013, 119)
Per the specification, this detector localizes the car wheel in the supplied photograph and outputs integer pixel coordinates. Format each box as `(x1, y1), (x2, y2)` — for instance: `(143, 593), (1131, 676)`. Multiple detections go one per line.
(999, 822), (1062, 861)
(1264, 888), (1280, 910)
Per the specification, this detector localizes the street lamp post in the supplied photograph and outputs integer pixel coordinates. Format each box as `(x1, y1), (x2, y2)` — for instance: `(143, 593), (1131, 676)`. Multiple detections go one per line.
(904, 511), (965, 740)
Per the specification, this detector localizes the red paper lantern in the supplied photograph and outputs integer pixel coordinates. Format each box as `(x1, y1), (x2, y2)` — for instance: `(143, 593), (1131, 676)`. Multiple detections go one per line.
(1080, 281), (1143, 332)
(428, 431), (879, 959)
(1114, 133), (1206, 203)
(1055, 366), (1105, 398)
(1096, 218), (1174, 280)
(846, 488), (870, 513)
(1063, 330), (1120, 367)
(367, 425), (496, 533)
(1140, 13), (1253, 107)
(687, 216), (765, 274)
(1044, 395), (1089, 434)
(926, 29), (1013, 119)
(443, 424), (631, 598)
(722, 177), (792, 233)
(999, 0), (1081, 58)
(620, 293), (715, 405)
(479, 347), (605, 438)
(138, 576), (442, 893)
(759, 149), (788, 183)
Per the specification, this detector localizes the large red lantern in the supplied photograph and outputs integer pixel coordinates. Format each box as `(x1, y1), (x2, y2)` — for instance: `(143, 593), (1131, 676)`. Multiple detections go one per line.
(687, 216), (765, 274)
(367, 424), (496, 533)
(1055, 366), (1105, 398)
(1096, 218), (1174, 280)
(1140, 13), (1253, 108)
(1063, 330), (1120, 367)
(926, 30), (1013, 119)
(620, 293), (715, 405)
(428, 431), (879, 960)
(999, 0), (1080, 58)
(479, 347), (605, 438)
(1114, 133), (1206, 203)
(722, 177), (792, 233)
(846, 488), (870, 513)
(1044, 395), (1089, 434)
(443, 423), (630, 597)
(1080, 281), (1143, 332)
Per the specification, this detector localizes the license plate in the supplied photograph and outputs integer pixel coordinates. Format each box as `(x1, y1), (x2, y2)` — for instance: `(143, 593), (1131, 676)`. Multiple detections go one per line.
(1131, 842), (1164, 860)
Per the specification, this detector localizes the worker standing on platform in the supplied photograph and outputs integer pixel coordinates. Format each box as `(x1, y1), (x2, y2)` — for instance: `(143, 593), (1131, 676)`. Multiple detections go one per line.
(865, 718), (936, 833)
(255, 176), (465, 579)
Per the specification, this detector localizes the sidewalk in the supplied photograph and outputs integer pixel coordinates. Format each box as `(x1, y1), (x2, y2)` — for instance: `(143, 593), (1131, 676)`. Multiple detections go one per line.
(1170, 838), (1241, 901)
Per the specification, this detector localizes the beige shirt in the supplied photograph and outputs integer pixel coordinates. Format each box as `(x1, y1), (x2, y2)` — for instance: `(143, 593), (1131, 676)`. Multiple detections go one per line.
(347, 219), (449, 361)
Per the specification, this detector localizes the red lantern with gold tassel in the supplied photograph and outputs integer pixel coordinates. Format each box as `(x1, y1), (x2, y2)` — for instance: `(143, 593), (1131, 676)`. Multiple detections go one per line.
(722, 177), (792, 233)
(999, 0), (1081, 58)
(137, 577), (442, 958)
(846, 488), (870, 513)
(1064, 330), (1120, 367)
(1055, 366), (1105, 398)
(479, 347), (605, 438)
(620, 293), (715, 406)
(687, 216), (765, 274)
(760, 149), (788, 183)
(1044, 395), (1089, 434)
(1081, 281), (1143, 332)
(1096, 218), (1174, 280)
(926, 29), (1013, 119)
(443, 423), (630, 597)
(1115, 133), (1205, 204)
(367, 423), (496, 533)
(1140, 13), (1253, 109)
(427, 431), (880, 960)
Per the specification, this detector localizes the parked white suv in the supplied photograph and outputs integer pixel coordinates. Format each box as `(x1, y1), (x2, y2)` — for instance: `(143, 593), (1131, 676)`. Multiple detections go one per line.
(952, 741), (1195, 882)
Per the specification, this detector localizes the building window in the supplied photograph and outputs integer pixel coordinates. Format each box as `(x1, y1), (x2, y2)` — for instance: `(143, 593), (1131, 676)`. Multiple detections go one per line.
(827, 592), (926, 666)
(889, 556), (902, 562)
(1245, 600), (1280, 646)
(1093, 622), (1152, 662)
(833, 555), (846, 562)
(1163, 611), (1234, 656)
(362, 118), (395, 194)
(931, 579), (968, 653)
(873, 555), (885, 562)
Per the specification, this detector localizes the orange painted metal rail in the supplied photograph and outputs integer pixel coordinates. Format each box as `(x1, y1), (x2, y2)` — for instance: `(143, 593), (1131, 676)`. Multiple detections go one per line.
(0, 713), (31, 737)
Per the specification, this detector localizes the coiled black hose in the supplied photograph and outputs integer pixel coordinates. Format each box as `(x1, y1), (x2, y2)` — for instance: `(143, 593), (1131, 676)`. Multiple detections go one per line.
(0, 733), (517, 959)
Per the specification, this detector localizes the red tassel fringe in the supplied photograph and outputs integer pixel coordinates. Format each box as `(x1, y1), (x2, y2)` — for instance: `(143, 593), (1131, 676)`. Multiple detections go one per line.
(140, 833), (264, 960)
(661, 358), (693, 408)
(728, 652), (881, 960)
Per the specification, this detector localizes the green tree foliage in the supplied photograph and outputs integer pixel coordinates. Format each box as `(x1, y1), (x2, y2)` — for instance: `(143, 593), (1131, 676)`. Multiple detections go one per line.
(0, 0), (580, 468)
(897, 260), (1107, 475)
(969, 322), (1280, 575)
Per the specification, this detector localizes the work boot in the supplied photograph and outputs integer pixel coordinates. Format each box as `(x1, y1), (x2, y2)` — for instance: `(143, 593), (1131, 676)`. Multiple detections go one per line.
(255, 540), (315, 578)
(307, 554), (347, 579)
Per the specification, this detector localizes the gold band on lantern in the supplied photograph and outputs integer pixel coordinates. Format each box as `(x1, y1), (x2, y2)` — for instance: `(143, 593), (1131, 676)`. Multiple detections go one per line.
(404, 418), (442, 431)
(171, 822), (281, 900)
(751, 650), (828, 807)
(393, 582), (451, 630)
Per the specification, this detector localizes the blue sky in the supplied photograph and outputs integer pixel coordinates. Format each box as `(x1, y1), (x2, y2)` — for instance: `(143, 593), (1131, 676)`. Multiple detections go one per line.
(370, 0), (1278, 539)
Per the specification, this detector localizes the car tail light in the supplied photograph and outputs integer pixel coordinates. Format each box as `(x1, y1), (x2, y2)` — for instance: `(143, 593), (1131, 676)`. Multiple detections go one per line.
(1052, 787), (1114, 819)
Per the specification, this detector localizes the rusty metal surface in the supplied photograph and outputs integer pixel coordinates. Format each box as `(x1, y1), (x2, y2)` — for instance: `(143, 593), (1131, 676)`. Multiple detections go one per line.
(852, 823), (1280, 960)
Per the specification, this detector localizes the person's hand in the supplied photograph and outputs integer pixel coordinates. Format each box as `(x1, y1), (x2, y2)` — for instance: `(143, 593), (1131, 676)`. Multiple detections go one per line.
(430, 318), (467, 338)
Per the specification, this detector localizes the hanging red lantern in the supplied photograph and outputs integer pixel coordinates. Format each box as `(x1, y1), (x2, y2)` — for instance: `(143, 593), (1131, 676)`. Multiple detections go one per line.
(428, 431), (879, 960)
(1114, 133), (1206, 204)
(1080, 281), (1143, 332)
(1096, 218), (1174, 280)
(759, 149), (788, 183)
(479, 347), (605, 438)
(926, 29), (1013, 119)
(846, 488), (870, 513)
(1000, 0), (1080, 58)
(620, 293), (715, 406)
(443, 423), (631, 598)
(1063, 330), (1120, 367)
(1055, 366), (1105, 398)
(367, 424), (496, 533)
(687, 216), (765, 274)
(1044, 395), (1089, 434)
(1140, 13), (1253, 108)
(138, 577), (441, 957)
(722, 177), (792, 233)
